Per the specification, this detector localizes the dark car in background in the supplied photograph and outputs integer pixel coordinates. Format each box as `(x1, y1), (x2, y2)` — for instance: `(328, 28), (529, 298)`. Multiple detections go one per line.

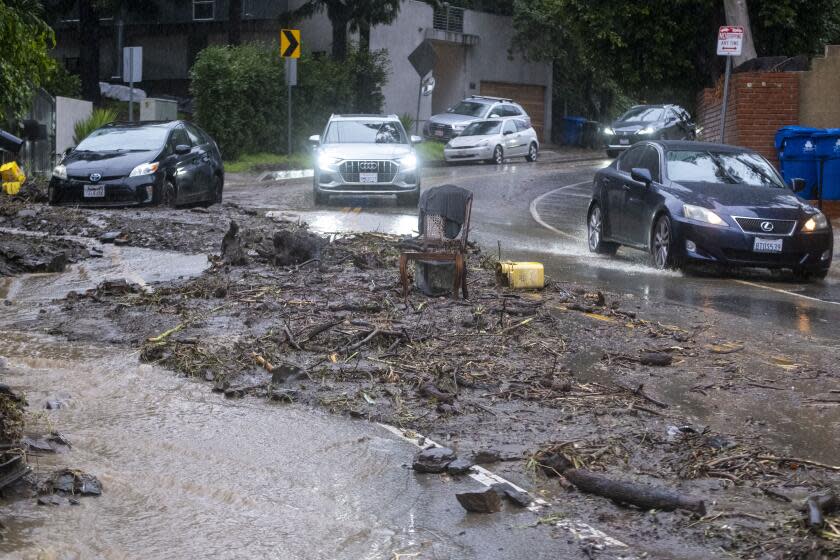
(603, 105), (695, 158)
(587, 141), (833, 280)
(49, 120), (224, 207)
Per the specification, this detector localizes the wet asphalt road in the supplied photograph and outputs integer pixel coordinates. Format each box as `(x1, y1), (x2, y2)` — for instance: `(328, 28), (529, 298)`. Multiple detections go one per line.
(227, 157), (840, 342)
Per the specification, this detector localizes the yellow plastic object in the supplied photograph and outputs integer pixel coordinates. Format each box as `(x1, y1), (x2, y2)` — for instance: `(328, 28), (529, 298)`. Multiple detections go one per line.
(0, 162), (26, 183)
(2, 182), (22, 195)
(496, 261), (545, 289)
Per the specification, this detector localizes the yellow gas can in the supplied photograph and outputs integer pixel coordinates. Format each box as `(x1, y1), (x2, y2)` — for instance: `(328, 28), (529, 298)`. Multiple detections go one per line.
(0, 162), (25, 183)
(496, 261), (545, 289)
(2, 182), (21, 195)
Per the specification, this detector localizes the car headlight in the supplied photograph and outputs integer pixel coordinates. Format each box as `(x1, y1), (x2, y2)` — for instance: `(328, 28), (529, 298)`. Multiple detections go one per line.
(803, 212), (829, 232)
(683, 204), (726, 226)
(638, 126), (656, 135)
(129, 162), (160, 177)
(603, 127), (615, 136)
(398, 154), (417, 171)
(452, 124), (466, 132)
(317, 154), (340, 171)
(52, 164), (67, 180)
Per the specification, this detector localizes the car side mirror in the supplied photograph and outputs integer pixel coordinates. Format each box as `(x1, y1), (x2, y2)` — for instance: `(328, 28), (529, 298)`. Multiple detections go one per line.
(308, 134), (320, 144)
(410, 135), (423, 144)
(631, 167), (653, 186)
(489, 114), (499, 119)
(790, 178), (806, 193)
(175, 144), (191, 155)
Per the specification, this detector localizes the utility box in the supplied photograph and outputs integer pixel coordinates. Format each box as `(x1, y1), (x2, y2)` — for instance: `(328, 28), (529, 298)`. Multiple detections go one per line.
(140, 98), (177, 122)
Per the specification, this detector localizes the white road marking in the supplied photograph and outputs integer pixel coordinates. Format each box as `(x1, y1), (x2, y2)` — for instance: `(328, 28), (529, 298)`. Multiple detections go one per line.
(377, 422), (633, 555)
(532, 182), (840, 310)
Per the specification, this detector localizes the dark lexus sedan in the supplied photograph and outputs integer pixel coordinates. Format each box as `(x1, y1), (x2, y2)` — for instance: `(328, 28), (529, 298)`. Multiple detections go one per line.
(603, 105), (695, 158)
(49, 120), (224, 207)
(587, 141), (833, 280)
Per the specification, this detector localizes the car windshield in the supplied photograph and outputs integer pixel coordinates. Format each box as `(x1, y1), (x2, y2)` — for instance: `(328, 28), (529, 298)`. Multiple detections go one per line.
(461, 121), (501, 136)
(666, 150), (786, 188)
(448, 101), (489, 117)
(323, 121), (406, 144)
(75, 126), (169, 152)
(619, 107), (665, 122)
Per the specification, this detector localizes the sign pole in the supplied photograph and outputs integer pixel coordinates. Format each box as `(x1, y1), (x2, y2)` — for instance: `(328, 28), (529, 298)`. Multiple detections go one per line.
(287, 59), (292, 155)
(415, 78), (423, 135)
(280, 29), (301, 155)
(129, 54), (134, 123)
(720, 55), (731, 142)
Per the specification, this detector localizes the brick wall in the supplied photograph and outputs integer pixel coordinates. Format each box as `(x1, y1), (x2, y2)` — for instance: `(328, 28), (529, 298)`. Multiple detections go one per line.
(696, 72), (800, 165)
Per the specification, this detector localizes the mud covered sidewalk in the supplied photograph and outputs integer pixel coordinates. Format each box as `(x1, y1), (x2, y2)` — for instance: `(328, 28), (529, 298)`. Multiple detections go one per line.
(2, 190), (840, 559)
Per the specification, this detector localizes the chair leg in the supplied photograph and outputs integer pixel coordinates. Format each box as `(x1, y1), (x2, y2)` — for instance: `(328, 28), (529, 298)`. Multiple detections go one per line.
(453, 253), (464, 299)
(399, 254), (409, 298)
(461, 258), (468, 299)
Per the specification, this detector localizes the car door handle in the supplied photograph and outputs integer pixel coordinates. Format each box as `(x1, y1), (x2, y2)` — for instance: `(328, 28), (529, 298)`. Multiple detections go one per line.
(622, 184), (632, 191)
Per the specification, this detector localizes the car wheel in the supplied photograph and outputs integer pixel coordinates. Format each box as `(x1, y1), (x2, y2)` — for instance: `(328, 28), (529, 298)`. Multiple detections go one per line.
(488, 145), (503, 164)
(161, 180), (177, 208)
(212, 175), (223, 204)
(48, 183), (59, 205)
(525, 143), (538, 162)
(651, 214), (680, 270)
(397, 190), (420, 207)
(587, 204), (619, 255)
(606, 150), (619, 158)
(793, 268), (828, 281)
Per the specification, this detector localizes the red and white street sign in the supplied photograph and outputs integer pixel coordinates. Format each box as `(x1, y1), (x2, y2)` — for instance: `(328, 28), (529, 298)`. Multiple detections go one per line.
(717, 26), (744, 56)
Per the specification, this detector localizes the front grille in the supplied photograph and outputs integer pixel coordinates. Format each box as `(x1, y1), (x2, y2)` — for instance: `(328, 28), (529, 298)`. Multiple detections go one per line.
(339, 160), (398, 183)
(722, 248), (804, 266)
(734, 217), (797, 236)
(428, 123), (454, 139)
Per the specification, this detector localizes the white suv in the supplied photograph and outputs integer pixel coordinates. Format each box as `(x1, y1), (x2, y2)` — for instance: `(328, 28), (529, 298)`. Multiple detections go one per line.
(424, 96), (530, 141)
(310, 114), (422, 206)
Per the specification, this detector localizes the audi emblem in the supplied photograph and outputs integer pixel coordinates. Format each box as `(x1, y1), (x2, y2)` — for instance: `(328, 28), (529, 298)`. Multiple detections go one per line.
(760, 221), (774, 232)
(359, 162), (378, 171)
(89, 173), (102, 183)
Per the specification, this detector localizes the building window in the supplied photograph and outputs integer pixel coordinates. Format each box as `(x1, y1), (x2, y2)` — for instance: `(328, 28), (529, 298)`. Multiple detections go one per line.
(193, 0), (215, 21)
(433, 5), (464, 33)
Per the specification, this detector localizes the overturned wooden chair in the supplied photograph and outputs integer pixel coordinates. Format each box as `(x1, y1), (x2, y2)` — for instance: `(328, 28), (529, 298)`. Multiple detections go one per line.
(399, 185), (473, 299)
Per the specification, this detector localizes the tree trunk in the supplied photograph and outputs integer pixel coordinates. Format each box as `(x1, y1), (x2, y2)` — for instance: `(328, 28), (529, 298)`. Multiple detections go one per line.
(228, 0), (242, 46)
(78, 0), (101, 104)
(724, 0), (758, 66)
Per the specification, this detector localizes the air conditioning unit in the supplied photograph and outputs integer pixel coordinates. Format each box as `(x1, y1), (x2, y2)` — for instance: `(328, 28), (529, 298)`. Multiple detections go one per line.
(140, 98), (178, 122)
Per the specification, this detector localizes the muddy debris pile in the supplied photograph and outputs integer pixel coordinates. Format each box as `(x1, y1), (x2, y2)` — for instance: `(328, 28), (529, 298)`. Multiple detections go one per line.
(0, 232), (96, 277)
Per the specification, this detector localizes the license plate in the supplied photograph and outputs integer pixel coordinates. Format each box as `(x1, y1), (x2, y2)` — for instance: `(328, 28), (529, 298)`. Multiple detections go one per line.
(83, 185), (105, 198)
(434, 129), (444, 137)
(619, 138), (630, 145)
(359, 173), (378, 184)
(753, 237), (783, 253)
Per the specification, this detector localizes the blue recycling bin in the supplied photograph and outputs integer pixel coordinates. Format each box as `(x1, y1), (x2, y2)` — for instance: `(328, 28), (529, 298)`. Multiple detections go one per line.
(814, 129), (840, 201)
(561, 117), (586, 146)
(776, 126), (823, 199)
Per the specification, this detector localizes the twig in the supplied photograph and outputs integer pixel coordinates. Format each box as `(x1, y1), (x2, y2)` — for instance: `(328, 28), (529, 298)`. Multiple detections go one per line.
(345, 328), (380, 352)
(283, 324), (302, 350)
(756, 455), (840, 472)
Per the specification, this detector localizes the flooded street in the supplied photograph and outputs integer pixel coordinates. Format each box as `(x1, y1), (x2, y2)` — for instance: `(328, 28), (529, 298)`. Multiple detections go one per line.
(1, 331), (578, 560)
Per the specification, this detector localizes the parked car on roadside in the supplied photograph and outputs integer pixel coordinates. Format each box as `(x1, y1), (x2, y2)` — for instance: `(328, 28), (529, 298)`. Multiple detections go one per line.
(603, 105), (695, 158)
(310, 114), (422, 206)
(424, 95), (530, 141)
(444, 118), (539, 164)
(49, 120), (224, 207)
(587, 140), (833, 280)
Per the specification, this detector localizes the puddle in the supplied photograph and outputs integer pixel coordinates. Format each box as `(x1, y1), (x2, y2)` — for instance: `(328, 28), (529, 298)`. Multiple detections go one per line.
(304, 211), (418, 236)
(0, 244), (208, 304)
(260, 169), (315, 182)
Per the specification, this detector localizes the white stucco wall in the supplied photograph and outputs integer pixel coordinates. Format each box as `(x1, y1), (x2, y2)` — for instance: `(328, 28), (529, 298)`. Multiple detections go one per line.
(55, 96), (93, 154)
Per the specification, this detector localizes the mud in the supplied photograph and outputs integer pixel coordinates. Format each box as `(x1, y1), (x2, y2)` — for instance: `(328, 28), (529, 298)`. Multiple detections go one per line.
(2, 193), (840, 558)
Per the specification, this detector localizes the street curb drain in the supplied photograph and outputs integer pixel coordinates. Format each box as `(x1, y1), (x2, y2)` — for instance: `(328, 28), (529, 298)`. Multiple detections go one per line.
(377, 423), (635, 557)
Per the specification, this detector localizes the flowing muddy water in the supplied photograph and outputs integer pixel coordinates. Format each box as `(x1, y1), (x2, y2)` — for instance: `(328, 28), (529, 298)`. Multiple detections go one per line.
(0, 331), (574, 560)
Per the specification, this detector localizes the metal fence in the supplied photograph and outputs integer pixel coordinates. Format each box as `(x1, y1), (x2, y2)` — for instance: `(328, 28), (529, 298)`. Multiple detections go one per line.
(433, 5), (464, 33)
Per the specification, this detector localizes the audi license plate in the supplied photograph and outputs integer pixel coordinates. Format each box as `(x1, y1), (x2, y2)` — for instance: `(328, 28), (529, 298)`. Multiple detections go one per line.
(83, 185), (105, 198)
(753, 237), (783, 253)
(619, 138), (630, 145)
(359, 173), (378, 184)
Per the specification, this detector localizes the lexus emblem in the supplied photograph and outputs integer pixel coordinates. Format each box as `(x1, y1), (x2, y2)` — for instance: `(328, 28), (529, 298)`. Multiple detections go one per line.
(760, 221), (774, 232)
(359, 162), (378, 171)
(89, 173), (101, 183)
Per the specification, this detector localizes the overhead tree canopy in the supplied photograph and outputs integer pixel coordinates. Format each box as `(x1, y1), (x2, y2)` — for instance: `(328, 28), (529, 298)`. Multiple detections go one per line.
(0, 0), (56, 118)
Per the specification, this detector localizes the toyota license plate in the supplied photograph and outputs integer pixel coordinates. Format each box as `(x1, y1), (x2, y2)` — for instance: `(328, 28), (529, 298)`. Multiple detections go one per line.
(753, 237), (783, 253)
(83, 185), (105, 198)
(359, 173), (378, 184)
(619, 138), (630, 145)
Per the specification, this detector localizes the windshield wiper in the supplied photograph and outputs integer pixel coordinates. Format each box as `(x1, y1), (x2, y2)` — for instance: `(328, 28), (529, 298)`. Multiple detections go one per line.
(705, 152), (739, 184)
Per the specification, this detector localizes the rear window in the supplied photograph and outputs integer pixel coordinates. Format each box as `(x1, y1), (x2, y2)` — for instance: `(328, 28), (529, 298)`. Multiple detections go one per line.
(323, 121), (406, 144)
(666, 150), (786, 188)
(76, 125), (169, 152)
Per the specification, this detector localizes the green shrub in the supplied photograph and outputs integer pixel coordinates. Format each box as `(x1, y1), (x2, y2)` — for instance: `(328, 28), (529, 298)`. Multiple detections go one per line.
(44, 65), (81, 99)
(191, 43), (286, 160)
(190, 42), (391, 158)
(416, 141), (444, 163)
(399, 113), (415, 135)
(73, 108), (118, 145)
